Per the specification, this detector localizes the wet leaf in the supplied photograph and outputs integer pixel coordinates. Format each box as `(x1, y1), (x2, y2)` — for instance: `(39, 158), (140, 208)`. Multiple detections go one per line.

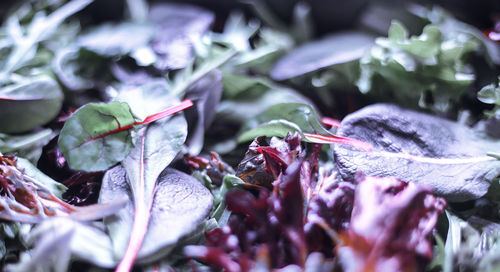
(334, 104), (500, 201)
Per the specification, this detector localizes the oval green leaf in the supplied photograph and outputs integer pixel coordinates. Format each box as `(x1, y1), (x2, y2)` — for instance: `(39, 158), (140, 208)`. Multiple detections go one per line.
(58, 101), (136, 171)
(0, 77), (63, 133)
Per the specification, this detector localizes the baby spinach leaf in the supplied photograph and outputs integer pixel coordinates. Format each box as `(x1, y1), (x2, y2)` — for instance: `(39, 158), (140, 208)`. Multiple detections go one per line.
(58, 101), (136, 172)
(0, 77), (63, 133)
(107, 113), (188, 271)
(334, 104), (500, 202)
(100, 163), (212, 265)
(270, 31), (375, 81)
(239, 103), (329, 142)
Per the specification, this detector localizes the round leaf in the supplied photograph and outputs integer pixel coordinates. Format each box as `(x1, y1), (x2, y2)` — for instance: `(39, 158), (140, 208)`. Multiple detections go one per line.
(0, 77), (63, 133)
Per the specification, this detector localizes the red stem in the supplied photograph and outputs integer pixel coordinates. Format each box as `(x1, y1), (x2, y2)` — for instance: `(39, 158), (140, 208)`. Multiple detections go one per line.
(303, 133), (373, 151)
(321, 117), (341, 128)
(81, 99), (193, 146)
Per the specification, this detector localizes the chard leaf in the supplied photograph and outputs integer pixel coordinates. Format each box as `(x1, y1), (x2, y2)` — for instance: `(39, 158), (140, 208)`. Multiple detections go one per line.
(334, 104), (500, 202)
(270, 31), (375, 81)
(58, 101), (136, 172)
(99, 165), (212, 264)
(107, 112), (188, 270)
(0, 77), (63, 133)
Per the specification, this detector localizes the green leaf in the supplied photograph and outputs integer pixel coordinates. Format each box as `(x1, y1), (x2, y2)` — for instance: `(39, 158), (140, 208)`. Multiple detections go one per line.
(78, 22), (154, 57)
(0, 77), (63, 133)
(270, 31), (375, 80)
(478, 81), (500, 105)
(103, 112), (188, 269)
(100, 166), (212, 264)
(0, 128), (53, 164)
(238, 103), (330, 143)
(58, 101), (136, 171)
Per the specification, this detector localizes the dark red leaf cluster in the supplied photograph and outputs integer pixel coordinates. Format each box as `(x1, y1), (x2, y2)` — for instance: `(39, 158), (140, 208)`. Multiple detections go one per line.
(185, 136), (447, 272)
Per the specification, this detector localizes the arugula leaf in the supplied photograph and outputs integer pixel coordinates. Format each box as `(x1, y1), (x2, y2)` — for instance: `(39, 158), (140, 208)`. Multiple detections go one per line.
(1, 0), (93, 75)
(6, 218), (116, 272)
(0, 77), (63, 133)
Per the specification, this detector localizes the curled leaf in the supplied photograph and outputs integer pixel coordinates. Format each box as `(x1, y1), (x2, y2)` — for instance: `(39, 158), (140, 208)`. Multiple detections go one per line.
(0, 154), (126, 224)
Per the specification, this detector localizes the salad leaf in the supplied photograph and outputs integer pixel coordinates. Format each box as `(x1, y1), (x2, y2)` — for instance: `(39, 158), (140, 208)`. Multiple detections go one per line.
(0, 77), (63, 133)
(357, 20), (479, 111)
(58, 101), (136, 171)
(0, 153), (126, 224)
(149, 3), (214, 71)
(337, 174), (446, 272)
(100, 166), (213, 264)
(58, 99), (193, 171)
(239, 103), (372, 151)
(0, 128), (53, 164)
(270, 31), (375, 81)
(184, 70), (223, 155)
(334, 104), (500, 201)
(77, 22), (154, 58)
(109, 112), (188, 270)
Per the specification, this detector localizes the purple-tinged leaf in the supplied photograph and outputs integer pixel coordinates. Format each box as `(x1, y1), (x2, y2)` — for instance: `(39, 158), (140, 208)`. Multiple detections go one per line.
(337, 174), (446, 272)
(335, 104), (500, 201)
(0, 154), (126, 224)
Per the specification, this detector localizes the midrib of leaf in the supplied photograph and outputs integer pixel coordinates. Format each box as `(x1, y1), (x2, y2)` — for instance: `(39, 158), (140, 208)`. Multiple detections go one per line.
(75, 99), (193, 149)
(116, 135), (150, 272)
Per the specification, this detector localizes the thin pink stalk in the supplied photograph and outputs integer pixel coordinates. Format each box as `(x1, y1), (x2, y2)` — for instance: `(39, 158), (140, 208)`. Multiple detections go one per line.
(303, 133), (373, 151)
(116, 135), (150, 272)
(81, 99), (193, 146)
(321, 117), (341, 128)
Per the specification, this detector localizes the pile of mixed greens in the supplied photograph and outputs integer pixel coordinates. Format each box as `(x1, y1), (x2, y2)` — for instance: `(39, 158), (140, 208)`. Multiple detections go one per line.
(0, 0), (499, 271)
